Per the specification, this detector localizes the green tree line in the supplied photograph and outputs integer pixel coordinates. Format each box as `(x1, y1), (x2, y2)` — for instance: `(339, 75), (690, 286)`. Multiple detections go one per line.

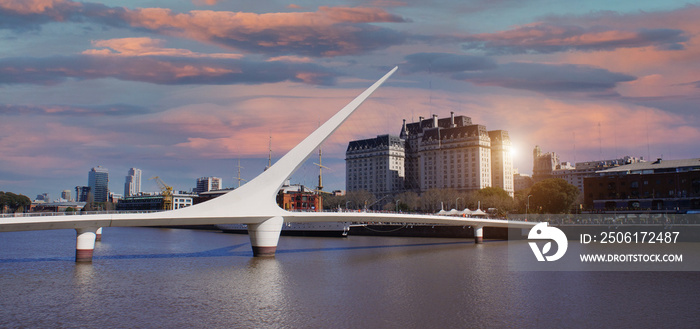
(0, 191), (31, 213)
(323, 178), (580, 215)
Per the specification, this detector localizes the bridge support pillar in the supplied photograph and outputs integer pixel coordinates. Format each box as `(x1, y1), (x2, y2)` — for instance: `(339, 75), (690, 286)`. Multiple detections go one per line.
(247, 216), (283, 257)
(75, 227), (98, 262)
(95, 227), (103, 241)
(474, 225), (484, 244)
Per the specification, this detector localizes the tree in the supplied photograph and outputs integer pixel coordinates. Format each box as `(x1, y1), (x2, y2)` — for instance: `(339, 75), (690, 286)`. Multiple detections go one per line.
(345, 190), (375, 210)
(475, 186), (511, 199)
(473, 186), (514, 216)
(419, 188), (460, 212)
(0, 191), (31, 213)
(322, 193), (346, 210)
(395, 191), (419, 212)
(514, 188), (532, 213)
(529, 178), (579, 214)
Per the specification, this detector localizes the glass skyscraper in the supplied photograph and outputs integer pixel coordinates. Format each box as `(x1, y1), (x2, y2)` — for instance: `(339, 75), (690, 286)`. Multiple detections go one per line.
(88, 166), (109, 202)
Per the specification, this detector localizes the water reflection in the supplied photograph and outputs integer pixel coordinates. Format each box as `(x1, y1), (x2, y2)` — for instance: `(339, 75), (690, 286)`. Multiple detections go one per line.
(72, 263), (98, 316)
(0, 237), (475, 263)
(244, 258), (288, 326)
(1, 228), (697, 328)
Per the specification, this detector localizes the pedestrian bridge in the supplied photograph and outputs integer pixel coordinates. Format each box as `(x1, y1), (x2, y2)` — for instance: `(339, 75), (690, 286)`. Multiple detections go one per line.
(0, 67), (536, 261)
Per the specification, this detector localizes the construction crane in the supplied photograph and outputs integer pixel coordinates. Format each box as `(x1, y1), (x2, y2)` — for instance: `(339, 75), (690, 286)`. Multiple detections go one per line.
(150, 176), (173, 210)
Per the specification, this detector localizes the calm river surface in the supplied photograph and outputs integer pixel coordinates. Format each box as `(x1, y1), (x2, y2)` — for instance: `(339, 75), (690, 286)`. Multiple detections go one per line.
(1, 227), (698, 328)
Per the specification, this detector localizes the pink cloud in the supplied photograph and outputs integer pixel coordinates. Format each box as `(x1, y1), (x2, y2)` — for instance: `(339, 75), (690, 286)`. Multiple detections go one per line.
(3, 82), (698, 187)
(1, 1), (408, 56)
(0, 0), (78, 15)
(0, 119), (106, 174)
(83, 37), (243, 59)
(462, 22), (687, 54)
(467, 94), (700, 164)
(123, 83), (413, 159)
(192, 0), (219, 6)
(459, 5), (700, 56)
(154, 84), (700, 170)
(266, 55), (313, 63)
(317, 6), (408, 23)
(0, 53), (336, 86)
(455, 5), (700, 101)
(120, 6), (407, 56)
(369, 0), (408, 7)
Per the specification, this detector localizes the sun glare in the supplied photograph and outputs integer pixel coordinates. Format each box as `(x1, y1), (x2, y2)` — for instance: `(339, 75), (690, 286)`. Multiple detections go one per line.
(510, 146), (518, 158)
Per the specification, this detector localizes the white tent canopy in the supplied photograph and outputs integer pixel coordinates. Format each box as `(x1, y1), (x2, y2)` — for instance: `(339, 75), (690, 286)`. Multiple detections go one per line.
(435, 208), (487, 217)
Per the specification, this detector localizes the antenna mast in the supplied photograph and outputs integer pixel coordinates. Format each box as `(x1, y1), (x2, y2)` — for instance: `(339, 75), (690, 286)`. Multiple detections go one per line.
(646, 111), (651, 161)
(265, 135), (272, 171)
(598, 122), (602, 160)
(313, 122), (330, 192)
(236, 159), (246, 187)
(318, 148), (324, 191)
(573, 132), (576, 164)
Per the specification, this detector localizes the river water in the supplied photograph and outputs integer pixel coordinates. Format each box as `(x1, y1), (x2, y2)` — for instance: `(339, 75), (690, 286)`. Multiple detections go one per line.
(1, 227), (698, 328)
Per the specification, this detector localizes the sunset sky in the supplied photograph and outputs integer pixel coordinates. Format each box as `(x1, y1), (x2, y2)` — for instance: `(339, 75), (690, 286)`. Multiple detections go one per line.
(2, 0), (699, 199)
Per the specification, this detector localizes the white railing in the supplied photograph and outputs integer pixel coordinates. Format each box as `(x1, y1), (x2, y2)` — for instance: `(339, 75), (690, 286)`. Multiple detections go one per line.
(0, 210), (162, 218)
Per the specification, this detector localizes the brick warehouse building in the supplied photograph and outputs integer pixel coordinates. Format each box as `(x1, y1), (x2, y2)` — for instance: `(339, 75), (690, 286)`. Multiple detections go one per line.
(584, 158), (700, 213)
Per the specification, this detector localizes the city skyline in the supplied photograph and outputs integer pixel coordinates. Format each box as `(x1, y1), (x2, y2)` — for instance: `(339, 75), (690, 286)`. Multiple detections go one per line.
(1, 0), (699, 198)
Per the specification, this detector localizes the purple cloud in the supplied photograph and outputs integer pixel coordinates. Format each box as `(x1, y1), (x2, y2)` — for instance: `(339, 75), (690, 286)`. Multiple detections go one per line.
(0, 103), (149, 117)
(0, 55), (338, 86)
(452, 62), (636, 93)
(402, 52), (497, 73)
(459, 24), (688, 55)
(0, 1), (409, 57)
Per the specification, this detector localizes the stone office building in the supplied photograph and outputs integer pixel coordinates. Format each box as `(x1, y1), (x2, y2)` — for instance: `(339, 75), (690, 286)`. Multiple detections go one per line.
(346, 113), (514, 198)
(401, 113), (513, 196)
(346, 134), (406, 196)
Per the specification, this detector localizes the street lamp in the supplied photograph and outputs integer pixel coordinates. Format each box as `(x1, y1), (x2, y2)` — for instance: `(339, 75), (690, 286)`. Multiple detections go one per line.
(396, 199), (401, 213)
(345, 201), (351, 211)
(456, 197), (462, 210)
(527, 194), (532, 221)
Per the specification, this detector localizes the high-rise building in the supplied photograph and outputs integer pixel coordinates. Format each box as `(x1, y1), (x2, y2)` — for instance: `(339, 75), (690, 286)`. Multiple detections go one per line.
(346, 134), (405, 196)
(61, 190), (72, 201)
(195, 177), (222, 194)
(124, 168), (142, 197)
(553, 156), (645, 194)
(88, 166), (109, 202)
(75, 186), (90, 202)
(401, 113), (512, 195)
(532, 145), (559, 182)
(35, 193), (50, 202)
(489, 130), (514, 196)
(513, 171), (533, 192)
(534, 145), (645, 195)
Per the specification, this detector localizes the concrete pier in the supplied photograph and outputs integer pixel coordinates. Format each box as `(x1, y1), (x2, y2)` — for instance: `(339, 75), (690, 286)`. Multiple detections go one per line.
(474, 225), (483, 244)
(75, 228), (98, 262)
(95, 227), (103, 241)
(247, 216), (283, 257)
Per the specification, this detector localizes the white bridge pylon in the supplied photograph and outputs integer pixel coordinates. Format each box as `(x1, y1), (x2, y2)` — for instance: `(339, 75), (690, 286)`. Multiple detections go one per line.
(0, 66), (536, 260)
